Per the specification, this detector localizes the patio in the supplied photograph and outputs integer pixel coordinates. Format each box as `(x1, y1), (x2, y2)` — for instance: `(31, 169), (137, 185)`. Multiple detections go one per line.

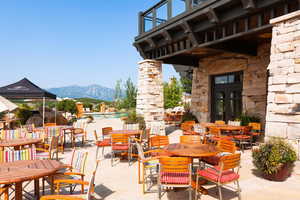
(42, 118), (300, 200)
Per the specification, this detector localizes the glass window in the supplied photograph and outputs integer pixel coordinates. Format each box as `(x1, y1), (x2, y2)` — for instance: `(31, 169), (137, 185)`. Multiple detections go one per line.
(215, 76), (228, 84)
(214, 73), (242, 85)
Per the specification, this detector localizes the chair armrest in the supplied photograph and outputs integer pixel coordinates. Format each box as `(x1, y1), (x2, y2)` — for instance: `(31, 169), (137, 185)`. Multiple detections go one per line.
(40, 195), (84, 200)
(36, 148), (49, 152)
(144, 149), (164, 155)
(54, 179), (89, 186)
(63, 172), (85, 177)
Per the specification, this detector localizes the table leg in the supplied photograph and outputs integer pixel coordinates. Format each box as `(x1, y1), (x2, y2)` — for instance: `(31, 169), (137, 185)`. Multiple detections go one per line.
(15, 182), (23, 200)
(50, 175), (55, 194)
(34, 179), (40, 200)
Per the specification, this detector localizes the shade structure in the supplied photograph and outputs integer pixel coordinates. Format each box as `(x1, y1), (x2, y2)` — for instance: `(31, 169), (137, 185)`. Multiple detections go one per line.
(0, 96), (18, 112)
(0, 78), (56, 100)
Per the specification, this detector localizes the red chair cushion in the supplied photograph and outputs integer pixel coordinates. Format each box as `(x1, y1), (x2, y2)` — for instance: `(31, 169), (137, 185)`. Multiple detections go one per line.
(197, 167), (239, 183)
(212, 136), (233, 141)
(202, 155), (220, 166)
(112, 144), (129, 150)
(96, 139), (111, 147)
(234, 135), (250, 140)
(160, 172), (190, 184)
(183, 131), (198, 135)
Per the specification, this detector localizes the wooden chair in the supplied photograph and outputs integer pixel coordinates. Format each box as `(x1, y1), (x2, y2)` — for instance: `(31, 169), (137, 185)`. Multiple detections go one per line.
(202, 139), (237, 166)
(36, 136), (59, 160)
(94, 130), (111, 159)
(44, 149), (88, 194)
(215, 120), (225, 125)
(181, 121), (195, 132)
(158, 157), (192, 200)
(136, 142), (164, 193)
(248, 122), (263, 145)
(149, 136), (169, 149)
(134, 128), (150, 149)
(45, 126), (64, 153)
(111, 133), (131, 166)
(233, 126), (252, 152)
(180, 135), (202, 144)
(40, 160), (100, 200)
(72, 120), (88, 146)
(195, 153), (241, 200)
(0, 129), (25, 140)
(0, 186), (9, 200)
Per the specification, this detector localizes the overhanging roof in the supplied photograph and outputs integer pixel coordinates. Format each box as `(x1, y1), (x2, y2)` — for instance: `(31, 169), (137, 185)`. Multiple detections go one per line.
(0, 78), (56, 100)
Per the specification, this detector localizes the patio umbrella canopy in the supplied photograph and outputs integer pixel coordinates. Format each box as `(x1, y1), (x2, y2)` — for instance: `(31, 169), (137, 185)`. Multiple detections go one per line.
(0, 78), (56, 99)
(0, 96), (18, 112)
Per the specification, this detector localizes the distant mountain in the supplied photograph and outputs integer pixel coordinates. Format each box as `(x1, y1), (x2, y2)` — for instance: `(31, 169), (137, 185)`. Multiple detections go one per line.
(47, 84), (115, 101)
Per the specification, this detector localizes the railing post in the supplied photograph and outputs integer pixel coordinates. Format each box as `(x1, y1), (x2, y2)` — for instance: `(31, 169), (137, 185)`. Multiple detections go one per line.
(186, 0), (192, 11)
(138, 11), (144, 34)
(152, 9), (157, 28)
(167, 0), (173, 19)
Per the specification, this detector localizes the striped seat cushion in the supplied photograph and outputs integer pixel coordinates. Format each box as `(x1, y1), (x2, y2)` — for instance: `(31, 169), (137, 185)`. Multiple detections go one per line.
(160, 172), (189, 184)
(36, 151), (50, 160)
(197, 167), (239, 183)
(112, 144), (129, 151)
(96, 139), (111, 147)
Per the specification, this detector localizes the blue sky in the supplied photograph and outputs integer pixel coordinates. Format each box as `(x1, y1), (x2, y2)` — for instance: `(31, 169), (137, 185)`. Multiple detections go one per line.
(0, 0), (179, 89)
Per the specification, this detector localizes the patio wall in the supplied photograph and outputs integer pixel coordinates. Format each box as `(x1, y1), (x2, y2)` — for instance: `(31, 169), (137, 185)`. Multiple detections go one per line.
(266, 11), (300, 146)
(191, 43), (270, 125)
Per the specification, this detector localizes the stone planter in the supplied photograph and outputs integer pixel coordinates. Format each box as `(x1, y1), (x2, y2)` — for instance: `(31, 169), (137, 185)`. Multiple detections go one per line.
(263, 163), (294, 181)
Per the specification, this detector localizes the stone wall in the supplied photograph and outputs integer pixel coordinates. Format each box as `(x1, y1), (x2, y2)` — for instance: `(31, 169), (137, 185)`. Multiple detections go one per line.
(191, 43), (270, 125)
(266, 11), (300, 145)
(136, 60), (165, 135)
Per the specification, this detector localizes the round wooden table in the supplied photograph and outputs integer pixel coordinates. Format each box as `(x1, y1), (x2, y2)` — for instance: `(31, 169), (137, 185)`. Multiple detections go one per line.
(0, 159), (63, 200)
(164, 143), (218, 158)
(0, 138), (42, 150)
(109, 130), (142, 136)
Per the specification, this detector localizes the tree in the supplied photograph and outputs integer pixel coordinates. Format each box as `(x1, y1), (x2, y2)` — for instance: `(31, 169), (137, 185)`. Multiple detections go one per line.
(114, 79), (122, 101)
(122, 78), (137, 109)
(164, 78), (183, 109)
(57, 100), (77, 114)
(180, 77), (192, 94)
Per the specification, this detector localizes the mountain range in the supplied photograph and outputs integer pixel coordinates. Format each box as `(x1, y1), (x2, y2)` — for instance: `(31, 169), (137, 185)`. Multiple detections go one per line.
(47, 84), (115, 101)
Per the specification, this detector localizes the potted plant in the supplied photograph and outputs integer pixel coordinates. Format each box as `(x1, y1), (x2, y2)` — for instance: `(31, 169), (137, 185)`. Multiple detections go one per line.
(252, 138), (297, 181)
(124, 110), (145, 130)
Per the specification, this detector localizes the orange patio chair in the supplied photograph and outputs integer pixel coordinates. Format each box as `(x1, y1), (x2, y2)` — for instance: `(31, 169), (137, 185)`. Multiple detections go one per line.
(209, 127), (233, 143)
(195, 153), (241, 200)
(111, 133), (131, 166)
(94, 130), (111, 159)
(40, 160), (100, 200)
(233, 126), (252, 152)
(149, 135), (169, 150)
(36, 136), (59, 160)
(180, 135), (202, 144)
(202, 139), (237, 166)
(133, 128), (150, 149)
(158, 157), (193, 200)
(0, 186), (8, 200)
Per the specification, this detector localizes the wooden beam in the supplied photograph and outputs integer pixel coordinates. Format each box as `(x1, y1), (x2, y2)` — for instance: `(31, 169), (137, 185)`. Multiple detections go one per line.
(181, 20), (198, 47)
(161, 30), (172, 44)
(241, 0), (255, 10)
(206, 8), (219, 24)
(133, 42), (147, 59)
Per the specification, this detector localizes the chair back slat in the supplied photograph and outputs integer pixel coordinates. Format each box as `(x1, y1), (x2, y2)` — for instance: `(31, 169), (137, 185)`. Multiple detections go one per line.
(180, 135), (202, 144)
(215, 120), (225, 125)
(0, 129), (23, 140)
(209, 127), (221, 136)
(111, 134), (129, 145)
(159, 157), (191, 173)
(150, 136), (169, 149)
(219, 153), (241, 171)
(248, 122), (261, 131)
(217, 139), (236, 153)
(135, 142), (145, 160)
(0, 147), (36, 163)
(71, 150), (88, 173)
(102, 127), (112, 136)
(86, 160), (100, 200)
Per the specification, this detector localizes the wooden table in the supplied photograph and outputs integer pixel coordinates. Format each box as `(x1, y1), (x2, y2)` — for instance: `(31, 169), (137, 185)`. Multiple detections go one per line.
(164, 143), (218, 195)
(202, 123), (245, 132)
(0, 159), (63, 200)
(109, 130), (142, 136)
(164, 143), (218, 158)
(0, 138), (42, 150)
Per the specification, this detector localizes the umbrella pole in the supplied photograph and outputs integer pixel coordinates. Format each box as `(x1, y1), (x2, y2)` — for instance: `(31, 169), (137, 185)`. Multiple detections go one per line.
(43, 97), (45, 127)
(55, 101), (57, 125)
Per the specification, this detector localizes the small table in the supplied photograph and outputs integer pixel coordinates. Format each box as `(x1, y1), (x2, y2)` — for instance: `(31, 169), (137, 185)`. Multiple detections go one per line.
(0, 159), (63, 200)
(0, 138), (42, 150)
(109, 130), (142, 136)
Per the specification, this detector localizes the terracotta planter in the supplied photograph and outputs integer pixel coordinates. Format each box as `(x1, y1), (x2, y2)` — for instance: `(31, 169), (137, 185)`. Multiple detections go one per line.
(263, 163), (294, 181)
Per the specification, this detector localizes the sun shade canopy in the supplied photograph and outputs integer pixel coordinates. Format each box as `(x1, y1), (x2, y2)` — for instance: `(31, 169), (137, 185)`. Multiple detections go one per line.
(0, 78), (56, 100)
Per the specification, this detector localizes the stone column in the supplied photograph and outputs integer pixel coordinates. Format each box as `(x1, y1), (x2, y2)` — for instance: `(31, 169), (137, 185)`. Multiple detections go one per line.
(266, 11), (300, 151)
(136, 59), (165, 135)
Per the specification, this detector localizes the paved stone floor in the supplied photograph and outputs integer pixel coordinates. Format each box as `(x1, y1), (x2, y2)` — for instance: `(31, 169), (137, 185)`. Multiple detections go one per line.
(23, 118), (300, 200)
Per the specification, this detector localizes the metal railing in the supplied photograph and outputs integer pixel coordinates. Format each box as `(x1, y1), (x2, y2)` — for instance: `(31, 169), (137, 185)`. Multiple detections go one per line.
(138, 0), (207, 34)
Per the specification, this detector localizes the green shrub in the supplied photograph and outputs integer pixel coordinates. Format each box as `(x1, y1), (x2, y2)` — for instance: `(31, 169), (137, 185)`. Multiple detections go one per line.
(15, 108), (34, 125)
(124, 110), (145, 130)
(252, 138), (297, 175)
(181, 112), (198, 123)
(235, 114), (260, 126)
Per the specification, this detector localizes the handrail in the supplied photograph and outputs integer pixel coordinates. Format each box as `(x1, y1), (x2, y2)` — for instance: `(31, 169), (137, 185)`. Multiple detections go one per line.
(138, 0), (207, 34)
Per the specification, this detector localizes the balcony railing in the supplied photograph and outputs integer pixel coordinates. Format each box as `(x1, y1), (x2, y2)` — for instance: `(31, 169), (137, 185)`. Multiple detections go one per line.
(138, 0), (207, 35)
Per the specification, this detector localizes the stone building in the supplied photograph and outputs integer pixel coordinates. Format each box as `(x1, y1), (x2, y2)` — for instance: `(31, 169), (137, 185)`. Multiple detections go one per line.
(134, 0), (300, 147)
